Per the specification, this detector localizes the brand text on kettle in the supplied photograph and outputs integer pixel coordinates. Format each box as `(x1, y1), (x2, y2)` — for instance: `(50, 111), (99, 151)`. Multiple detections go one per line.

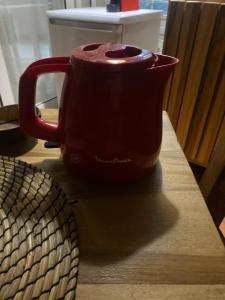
(95, 156), (131, 164)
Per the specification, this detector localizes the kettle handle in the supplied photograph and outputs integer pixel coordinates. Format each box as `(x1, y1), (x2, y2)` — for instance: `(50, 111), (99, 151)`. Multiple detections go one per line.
(19, 57), (70, 143)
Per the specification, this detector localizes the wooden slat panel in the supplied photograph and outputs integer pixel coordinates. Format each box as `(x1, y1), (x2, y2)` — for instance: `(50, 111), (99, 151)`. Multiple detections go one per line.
(202, 0), (225, 2)
(197, 66), (225, 165)
(185, 4), (225, 160)
(162, 0), (185, 111)
(176, 2), (219, 148)
(200, 115), (225, 198)
(177, 0), (225, 2)
(166, 1), (201, 129)
(214, 115), (225, 158)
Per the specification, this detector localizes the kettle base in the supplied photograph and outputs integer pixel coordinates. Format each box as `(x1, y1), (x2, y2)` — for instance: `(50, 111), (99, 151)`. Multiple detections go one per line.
(63, 158), (158, 185)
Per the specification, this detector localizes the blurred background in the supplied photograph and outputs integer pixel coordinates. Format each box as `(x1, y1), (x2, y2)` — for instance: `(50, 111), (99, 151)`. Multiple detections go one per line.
(0, 0), (167, 106)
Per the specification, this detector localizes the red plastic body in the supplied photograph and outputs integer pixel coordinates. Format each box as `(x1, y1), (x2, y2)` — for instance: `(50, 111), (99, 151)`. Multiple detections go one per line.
(19, 43), (178, 184)
(121, 0), (139, 11)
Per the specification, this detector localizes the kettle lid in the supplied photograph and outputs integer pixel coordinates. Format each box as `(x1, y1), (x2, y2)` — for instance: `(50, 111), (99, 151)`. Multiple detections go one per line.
(71, 43), (157, 71)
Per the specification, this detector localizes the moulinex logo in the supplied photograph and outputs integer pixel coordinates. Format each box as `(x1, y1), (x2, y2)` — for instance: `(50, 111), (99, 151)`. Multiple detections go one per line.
(95, 156), (131, 164)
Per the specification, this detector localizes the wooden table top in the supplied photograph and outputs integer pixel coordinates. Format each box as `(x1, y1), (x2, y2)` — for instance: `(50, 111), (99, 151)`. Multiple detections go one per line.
(3, 109), (225, 299)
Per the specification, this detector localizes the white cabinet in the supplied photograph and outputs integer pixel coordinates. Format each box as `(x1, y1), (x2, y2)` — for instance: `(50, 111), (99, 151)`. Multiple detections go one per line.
(47, 7), (162, 100)
(49, 21), (123, 57)
(47, 7), (162, 55)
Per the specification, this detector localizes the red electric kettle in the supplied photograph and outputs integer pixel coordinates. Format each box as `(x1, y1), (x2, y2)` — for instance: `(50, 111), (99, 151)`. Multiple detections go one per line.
(19, 43), (178, 184)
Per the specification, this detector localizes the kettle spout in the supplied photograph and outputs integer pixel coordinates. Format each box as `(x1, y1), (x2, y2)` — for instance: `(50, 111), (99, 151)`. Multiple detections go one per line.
(149, 54), (179, 81)
(143, 54), (178, 110)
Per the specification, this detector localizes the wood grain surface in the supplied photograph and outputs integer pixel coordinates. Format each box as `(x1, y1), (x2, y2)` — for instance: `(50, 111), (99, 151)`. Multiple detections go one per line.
(77, 285), (225, 300)
(5, 109), (225, 299)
